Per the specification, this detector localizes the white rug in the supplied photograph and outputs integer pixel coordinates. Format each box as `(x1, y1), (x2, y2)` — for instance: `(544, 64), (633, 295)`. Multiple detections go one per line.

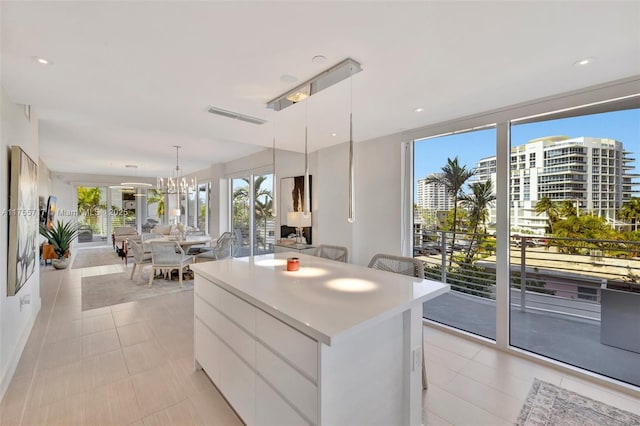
(81, 270), (193, 311)
(517, 379), (640, 426)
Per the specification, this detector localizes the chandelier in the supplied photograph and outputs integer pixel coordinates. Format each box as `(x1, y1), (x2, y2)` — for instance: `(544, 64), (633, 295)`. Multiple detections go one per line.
(156, 145), (195, 194)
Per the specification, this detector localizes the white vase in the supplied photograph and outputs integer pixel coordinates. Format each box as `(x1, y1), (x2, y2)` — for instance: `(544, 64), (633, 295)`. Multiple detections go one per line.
(52, 258), (70, 270)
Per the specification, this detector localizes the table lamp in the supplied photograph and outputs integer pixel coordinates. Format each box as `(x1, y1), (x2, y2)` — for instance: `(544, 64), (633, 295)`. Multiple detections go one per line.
(287, 212), (311, 244)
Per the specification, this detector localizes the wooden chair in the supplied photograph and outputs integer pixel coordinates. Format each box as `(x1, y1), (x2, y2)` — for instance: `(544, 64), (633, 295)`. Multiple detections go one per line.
(368, 253), (428, 390)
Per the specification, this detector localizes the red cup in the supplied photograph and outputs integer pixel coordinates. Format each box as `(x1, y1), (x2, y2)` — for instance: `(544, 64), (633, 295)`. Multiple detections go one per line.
(287, 257), (300, 271)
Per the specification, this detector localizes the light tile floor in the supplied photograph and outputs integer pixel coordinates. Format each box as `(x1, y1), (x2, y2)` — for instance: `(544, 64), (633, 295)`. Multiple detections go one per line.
(1, 266), (639, 426)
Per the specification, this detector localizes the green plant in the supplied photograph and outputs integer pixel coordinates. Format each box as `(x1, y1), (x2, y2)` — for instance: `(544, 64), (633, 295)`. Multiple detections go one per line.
(40, 221), (79, 259)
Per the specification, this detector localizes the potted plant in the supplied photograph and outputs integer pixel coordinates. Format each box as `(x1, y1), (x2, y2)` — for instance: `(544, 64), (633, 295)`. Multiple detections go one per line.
(40, 220), (79, 269)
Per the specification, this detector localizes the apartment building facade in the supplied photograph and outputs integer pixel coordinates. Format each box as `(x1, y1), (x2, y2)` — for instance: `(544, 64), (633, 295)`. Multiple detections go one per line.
(475, 135), (636, 234)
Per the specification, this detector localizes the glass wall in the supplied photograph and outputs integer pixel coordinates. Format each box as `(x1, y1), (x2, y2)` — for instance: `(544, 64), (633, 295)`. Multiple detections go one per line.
(509, 108), (640, 387)
(414, 127), (497, 340)
(414, 97), (639, 387)
(197, 182), (210, 234)
(254, 174), (274, 255)
(230, 174), (274, 257)
(232, 178), (251, 257)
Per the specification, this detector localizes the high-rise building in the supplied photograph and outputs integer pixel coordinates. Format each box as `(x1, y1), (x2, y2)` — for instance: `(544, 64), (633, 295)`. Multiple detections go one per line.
(416, 173), (454, 211)
(474, 136), (637, 234)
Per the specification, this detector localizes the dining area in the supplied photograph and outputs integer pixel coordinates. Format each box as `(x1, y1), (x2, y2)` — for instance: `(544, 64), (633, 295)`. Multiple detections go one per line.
(125, 231), (234, 288)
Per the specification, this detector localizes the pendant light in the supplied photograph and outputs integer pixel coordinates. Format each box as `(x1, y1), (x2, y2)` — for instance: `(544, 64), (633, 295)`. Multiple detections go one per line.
(272, 136), (277, 218)
(303, 99), (311, 219)
(347, 63), (355, 223)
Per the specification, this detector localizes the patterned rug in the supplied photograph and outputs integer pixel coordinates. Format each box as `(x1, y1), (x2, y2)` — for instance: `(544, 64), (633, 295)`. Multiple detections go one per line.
(81, 270), (193, 311)
(517, 379), (640, 426)
(72, 247), (123, 269)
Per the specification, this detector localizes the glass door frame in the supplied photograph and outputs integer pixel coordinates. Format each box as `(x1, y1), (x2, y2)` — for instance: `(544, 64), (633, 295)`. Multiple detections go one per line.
(405, 77), (639, 391)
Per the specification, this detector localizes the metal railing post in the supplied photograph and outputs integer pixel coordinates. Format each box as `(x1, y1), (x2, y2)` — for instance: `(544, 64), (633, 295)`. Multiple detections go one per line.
(520, 236), (526, 312)
(441, 231), (447, 283)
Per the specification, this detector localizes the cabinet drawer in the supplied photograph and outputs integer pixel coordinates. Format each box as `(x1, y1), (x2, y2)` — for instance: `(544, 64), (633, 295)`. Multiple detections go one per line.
(219, 341), (255, 425)
(194, 318), (220, 384)
(196, 293), (254, 367)
(196, 280), (256, 334)
(217, 305), (255, 367)
(195, 295), (220, 332)
(255, 309), (318, 382)
(256, 376), (311, 426)
(257, 344), (317, 422)
(195, 277), (224, 308)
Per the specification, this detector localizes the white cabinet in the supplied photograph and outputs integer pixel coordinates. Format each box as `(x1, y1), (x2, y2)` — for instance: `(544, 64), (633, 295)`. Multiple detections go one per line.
(195, 278), (317, 426)
(192, 253), (448, 426)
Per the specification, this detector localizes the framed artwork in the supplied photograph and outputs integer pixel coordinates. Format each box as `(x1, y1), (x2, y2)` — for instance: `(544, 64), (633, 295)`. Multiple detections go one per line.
(280, 175), (312, 244)
(8, 146), (39, 296)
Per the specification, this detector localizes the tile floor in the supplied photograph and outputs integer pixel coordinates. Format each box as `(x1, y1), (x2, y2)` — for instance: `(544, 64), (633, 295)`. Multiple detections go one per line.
(1, 264), (639, 426)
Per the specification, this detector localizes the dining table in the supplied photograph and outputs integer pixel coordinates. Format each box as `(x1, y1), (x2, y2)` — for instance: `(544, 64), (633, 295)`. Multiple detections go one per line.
(142, 234), (214, 250)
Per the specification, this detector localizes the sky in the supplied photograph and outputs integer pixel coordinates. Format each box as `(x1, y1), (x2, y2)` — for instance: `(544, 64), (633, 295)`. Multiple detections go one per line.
(414, 108), (640, 197)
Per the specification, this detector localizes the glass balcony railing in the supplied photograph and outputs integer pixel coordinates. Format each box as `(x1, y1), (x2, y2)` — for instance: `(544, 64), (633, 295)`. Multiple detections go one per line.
(416, 231), (640, 387)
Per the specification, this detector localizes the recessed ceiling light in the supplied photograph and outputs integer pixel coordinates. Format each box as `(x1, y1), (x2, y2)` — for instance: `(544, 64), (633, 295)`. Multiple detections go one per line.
(33, 56), (52, 65)
(415, 107), (424, 112)
(574, 57), (593, 66)
(331, 132), (337, 137)
(312, 55), (327, 64)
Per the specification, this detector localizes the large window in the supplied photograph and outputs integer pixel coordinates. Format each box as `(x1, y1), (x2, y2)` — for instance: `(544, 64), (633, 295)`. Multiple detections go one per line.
(414, 127), (497, 340)
(412, 87), (639, 388)
(509, 108), (640, 387)
(231, 174), (274, 257)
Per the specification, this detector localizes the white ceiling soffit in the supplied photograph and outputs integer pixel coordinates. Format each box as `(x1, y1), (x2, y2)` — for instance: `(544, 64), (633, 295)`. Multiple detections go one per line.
(1, 1), (639, 177)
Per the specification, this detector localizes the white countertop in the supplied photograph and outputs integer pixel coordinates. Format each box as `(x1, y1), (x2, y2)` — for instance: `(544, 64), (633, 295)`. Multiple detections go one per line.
(191, 252), (449, 345)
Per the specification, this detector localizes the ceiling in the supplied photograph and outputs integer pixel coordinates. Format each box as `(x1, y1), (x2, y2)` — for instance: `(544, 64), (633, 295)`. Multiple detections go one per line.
(2, 1), (639, 178)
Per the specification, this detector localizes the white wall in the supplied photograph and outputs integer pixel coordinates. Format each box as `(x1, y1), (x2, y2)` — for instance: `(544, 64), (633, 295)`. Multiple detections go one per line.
(315, 135), (406, 266)
(0, 87), (41, 398)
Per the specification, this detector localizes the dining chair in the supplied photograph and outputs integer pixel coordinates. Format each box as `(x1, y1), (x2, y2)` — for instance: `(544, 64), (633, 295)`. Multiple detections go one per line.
(185, 230), (207, 254)
(313, 244), (349, 263)
(127, 239), (152, 280)
(148, 241), (194, 288)
(368, 253), (428, 390)
(142, 232), (163, 243)
(196, 232), (235, 263)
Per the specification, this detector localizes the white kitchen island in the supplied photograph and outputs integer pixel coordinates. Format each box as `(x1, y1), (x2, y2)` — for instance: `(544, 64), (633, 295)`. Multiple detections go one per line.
(191, 253), (449, 426)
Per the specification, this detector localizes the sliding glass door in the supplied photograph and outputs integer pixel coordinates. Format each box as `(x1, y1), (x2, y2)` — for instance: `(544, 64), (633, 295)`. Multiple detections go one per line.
(414, 126), (497, 340)
(230, 173), (274, 257)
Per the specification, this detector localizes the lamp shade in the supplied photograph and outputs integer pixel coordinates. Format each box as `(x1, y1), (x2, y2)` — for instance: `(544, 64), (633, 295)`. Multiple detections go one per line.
(287, 212), (311, 228)
(170, 208), (181, 218)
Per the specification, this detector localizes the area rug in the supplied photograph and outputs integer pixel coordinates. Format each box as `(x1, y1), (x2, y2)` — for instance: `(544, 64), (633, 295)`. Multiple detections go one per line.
(72, 247), (123, 269)
(81, 271), (193, 311)
(517, 379), (640, 426)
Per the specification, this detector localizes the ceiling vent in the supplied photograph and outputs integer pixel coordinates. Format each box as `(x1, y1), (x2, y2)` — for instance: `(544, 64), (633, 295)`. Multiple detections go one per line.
(206, 106), (267, 125)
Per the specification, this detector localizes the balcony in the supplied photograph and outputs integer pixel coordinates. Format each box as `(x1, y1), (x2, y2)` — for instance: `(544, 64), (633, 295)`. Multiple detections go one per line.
(416, 232), (640, 387)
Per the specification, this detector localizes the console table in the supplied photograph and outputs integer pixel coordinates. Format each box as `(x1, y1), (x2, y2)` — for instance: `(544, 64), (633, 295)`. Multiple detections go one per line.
(191, 253), (449, 425)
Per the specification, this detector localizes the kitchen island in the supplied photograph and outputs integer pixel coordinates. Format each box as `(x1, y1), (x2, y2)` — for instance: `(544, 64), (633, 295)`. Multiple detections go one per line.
(191, 252), (449, 426)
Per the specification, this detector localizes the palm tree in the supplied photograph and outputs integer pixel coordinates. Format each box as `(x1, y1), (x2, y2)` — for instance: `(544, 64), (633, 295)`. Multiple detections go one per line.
(232, 176), (274, 250)
(460, 180), (496, 263)
(146, 189), (165, 218)
(535, 197), (559, 234)
(426, 157), (476, 267)
(77, 186), (105, 231)
(619, 197), (640, 230)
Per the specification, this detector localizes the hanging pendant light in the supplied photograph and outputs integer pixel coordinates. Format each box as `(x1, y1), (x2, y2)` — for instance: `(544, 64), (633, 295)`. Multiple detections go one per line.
(272, 136), (277, 218)
(303, 100), (311, 219)
(347, 64), (355, 223)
